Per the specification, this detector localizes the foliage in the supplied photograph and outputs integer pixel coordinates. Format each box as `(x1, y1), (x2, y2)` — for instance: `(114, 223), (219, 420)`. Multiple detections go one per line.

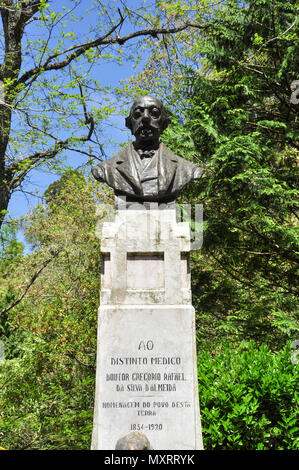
(0, 0), (205, 229)
(0, 221), (24, 352)
(198, 342), (299, 450)
(0, 169), (297, 450)
(158, 0), (299, 349)
(0, 171), (113, 449)
(0, 0), (298, 450)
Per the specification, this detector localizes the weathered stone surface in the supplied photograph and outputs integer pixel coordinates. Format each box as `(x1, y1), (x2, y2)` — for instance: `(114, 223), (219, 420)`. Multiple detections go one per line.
(91, 304), (202, 450)
(99, 208), (192, 306)
(91, 207), (203, 450)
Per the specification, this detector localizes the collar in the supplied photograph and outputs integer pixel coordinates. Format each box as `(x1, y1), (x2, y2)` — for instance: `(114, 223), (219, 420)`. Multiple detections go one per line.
(132, 141), (160, 153)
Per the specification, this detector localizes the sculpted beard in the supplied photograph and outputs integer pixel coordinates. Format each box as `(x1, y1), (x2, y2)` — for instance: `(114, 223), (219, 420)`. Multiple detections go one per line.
(135, 124), (160, 144)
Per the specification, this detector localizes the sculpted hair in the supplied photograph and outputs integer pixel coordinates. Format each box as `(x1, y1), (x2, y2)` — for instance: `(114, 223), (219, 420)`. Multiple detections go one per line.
(125, 96), (171, 134)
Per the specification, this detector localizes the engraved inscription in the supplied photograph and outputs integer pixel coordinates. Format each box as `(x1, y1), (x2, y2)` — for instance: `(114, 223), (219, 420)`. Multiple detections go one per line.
(100, 339), (192, 432)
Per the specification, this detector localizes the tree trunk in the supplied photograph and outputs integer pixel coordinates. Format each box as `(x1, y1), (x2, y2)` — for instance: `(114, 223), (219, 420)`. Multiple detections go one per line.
(0, 178), (10, 227)
(0, 1), (29, 228)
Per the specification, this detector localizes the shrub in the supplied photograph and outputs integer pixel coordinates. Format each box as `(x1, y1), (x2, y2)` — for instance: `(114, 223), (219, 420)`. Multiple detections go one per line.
(198, 341), (298, 450)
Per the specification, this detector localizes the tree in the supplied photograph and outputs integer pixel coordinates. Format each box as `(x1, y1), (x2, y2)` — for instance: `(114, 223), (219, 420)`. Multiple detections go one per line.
(128, 0), (298, 347)
(0, 219), (24, 344)
(0, 0), (209, 229)
(1, 172), (297, 450)
(0, 170), (113, 449)
(175, 0), (298, 347)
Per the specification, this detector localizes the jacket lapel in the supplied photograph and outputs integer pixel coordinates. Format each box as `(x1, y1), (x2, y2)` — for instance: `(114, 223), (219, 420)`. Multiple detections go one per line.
(158, 143), (178, 193)
(115, 144), (142, 193)
(114, 142), (179, 195)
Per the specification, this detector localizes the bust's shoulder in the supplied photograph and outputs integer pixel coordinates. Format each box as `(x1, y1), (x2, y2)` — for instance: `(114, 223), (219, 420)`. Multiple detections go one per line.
(102, 144), (132, 167)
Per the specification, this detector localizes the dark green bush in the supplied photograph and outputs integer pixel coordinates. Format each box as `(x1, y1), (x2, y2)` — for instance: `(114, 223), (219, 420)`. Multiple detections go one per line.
(198, 342), (298, 450)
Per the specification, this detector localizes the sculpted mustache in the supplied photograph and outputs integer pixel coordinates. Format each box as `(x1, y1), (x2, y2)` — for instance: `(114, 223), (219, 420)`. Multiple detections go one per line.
(136, 123), (159, 132)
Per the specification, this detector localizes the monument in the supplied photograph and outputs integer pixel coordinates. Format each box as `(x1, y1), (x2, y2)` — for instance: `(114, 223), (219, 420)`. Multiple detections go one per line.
(91, 95), (204, 450)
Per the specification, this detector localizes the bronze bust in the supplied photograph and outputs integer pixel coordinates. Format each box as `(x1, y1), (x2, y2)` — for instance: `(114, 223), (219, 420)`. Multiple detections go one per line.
(91, 95), (203, 203)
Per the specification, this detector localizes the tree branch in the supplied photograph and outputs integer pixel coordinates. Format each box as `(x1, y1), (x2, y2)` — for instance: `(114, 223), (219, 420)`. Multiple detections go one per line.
(248, 222), (299, 264)
(6, 107), (96, 191)
(64, 350), (95, 370)
(18, 20), (207, 86)
(0, 251), (60, 316)
(76, 78), (95, 141)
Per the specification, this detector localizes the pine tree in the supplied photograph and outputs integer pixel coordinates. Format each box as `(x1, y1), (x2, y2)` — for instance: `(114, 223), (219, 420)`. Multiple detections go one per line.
(161, 0), (299, 348)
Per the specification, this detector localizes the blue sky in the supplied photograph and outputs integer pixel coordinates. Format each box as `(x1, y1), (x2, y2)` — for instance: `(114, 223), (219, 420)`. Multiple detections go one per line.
(4, 0), (151, 247)
(8, 58), (134, 219)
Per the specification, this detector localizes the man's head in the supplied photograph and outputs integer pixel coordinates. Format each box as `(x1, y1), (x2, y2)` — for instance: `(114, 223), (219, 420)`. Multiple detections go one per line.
(125, 95), (171, 147)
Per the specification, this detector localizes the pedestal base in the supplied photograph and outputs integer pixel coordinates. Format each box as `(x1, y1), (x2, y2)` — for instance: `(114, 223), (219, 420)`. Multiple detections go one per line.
(91, 305), (203, 450)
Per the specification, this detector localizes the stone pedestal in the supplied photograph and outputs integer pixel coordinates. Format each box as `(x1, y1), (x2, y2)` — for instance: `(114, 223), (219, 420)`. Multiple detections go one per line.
(91, 206), (203, 450)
